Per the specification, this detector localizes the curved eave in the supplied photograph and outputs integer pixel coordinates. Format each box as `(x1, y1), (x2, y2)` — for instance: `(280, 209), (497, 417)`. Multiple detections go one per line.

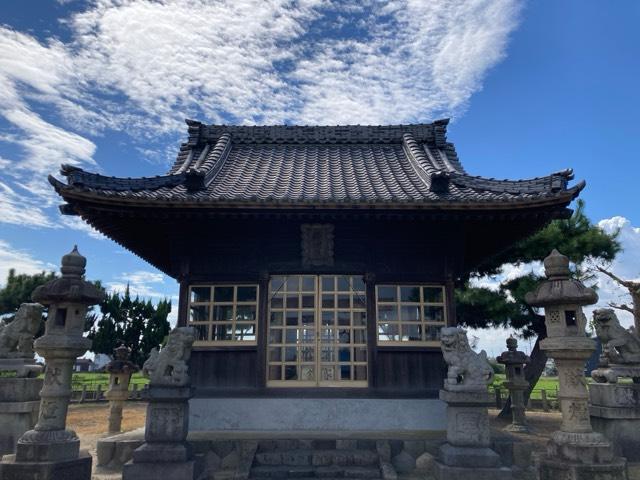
(50, 175), (584, 213)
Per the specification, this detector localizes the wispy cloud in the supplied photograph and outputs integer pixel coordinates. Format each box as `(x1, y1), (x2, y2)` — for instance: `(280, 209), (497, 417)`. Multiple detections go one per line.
(0, 0), (522, 233)
(107, 270), (171, 299)
(0, 240), (54, 286)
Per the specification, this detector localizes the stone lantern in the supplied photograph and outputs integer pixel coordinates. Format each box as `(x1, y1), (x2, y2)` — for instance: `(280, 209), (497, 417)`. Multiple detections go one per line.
(105, 344), (138, 434)
(0, 246), (105, 480)
(496, 336), (530, 432)
(525, 249), (626, 480)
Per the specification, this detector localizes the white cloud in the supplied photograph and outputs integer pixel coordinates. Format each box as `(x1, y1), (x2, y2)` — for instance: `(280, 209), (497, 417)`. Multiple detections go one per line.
(60, 216), (106, 240)
(107, 270), (170, 299)
(0, 240), (54, 287)
(0, 181), (56, 228)
(0, 0), (522, 231)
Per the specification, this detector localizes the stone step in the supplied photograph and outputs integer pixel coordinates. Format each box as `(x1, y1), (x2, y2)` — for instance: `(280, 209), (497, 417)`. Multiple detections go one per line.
(257, 440), (378, 453)
(254, 449), (379, 467)
(250, 465), (381, 479)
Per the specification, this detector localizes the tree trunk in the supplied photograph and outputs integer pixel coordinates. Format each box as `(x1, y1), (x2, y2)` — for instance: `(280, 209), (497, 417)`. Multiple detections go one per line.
(497, 334), (548, 419)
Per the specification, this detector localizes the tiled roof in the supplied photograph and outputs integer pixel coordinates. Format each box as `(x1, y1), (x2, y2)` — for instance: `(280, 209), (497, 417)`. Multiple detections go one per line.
(50, 120), (584, 210)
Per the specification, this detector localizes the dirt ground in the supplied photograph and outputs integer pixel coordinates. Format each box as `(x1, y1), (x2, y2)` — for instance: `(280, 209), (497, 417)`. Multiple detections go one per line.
(65, 402), (564, 480)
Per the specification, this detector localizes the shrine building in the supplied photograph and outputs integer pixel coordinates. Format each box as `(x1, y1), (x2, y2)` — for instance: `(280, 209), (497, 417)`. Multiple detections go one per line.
(50, 119), (583, 432)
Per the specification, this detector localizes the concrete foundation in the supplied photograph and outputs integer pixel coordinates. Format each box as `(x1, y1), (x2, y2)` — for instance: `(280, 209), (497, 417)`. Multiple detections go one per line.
(538, 455), (628, 480)
(190, 398), (447, 432)
(0, 377), (42, 456)
(590, 382), (640, 462)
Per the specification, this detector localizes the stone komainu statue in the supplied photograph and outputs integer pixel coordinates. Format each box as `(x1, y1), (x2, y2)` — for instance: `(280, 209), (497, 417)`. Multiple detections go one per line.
(441, 326), (494, 391)
(591, 308), (640, 383)
(593, 308), (640, 365)
(0, 303), (43, 359)
(142, 327), (195, 387)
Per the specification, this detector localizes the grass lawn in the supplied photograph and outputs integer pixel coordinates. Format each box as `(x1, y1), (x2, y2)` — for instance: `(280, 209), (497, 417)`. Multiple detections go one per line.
(491, 373), (559, 399)
(69, 372), (149, 391)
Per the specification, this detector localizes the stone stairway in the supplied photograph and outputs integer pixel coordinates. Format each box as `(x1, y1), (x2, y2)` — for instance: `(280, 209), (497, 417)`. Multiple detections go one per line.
(248, 440), (389, 480)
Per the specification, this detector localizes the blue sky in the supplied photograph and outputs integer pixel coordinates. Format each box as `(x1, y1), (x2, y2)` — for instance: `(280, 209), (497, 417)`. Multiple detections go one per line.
(0, 0), (638, 354)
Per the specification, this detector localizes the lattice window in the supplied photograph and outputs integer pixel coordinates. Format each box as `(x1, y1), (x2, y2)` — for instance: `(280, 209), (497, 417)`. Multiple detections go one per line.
(376, 285), (447, 346)
(188, 285), (259, 346)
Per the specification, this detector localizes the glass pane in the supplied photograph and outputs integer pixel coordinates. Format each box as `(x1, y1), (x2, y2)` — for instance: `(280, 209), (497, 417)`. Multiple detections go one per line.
(337, 295), (350, 308)
(271, 294), (283, 309)
(321, 276), (335, 292)
(337, 277), (350, 291)
(352, 276), (365, 292)
(269, 365), (282, 380)
(353, 294), (366, 309)
(338, 311), (350, 326)
(378, 305), (398, 322)
(300, 328), (315, 343)
(237, 286), (257, 302)
(301, 294), (315, 308)
(354, 365), (367, 381)
(400, 286), (421, 302)
(213, 305), (233, 321)
(235, 323), (255, 341)
(269, 348), (282, 362)
(338, 329), (351, 344)
(212, 324), (232, 341)
(271, 277), (285, 292)
(236, 305), (256, 322)
(321, 328), (336, 342)
(285, 347), (297, 361)
(284, 365), (298, 380)
(378, 323), (399, 341)
(190, 287), (210, 303)
(286, 295), (299, 309)
(300, 276), (315, 291)
(214, 286), (234, 302)
(377, 286), (397, 302)
(285, 329), (298, 344)
(400, 305), (421, 322)
(353, 329), (366, 344)
(301, 312), (315, 325)
(322, 294), (334, 308)
(286, 276), (300, 292)
(423, 287), (444, 303)
(270, 311), (283, 326)
(353, 311), (366, 326)
(321, 347), (335, 362)
(269, 328), (282, 343)
(354, 347), (367, 362)
(424, 306), (444, 322)
(194, 324), (209, 341)
(340, 365), (351, 380)
(320, 365), (336, 381)
(190, 305), (209, 322)
(338, 347), (351, 361)
(402, 324), (422, 342)
(286, 311), (299, 326)
(425, 325), (442, 341)
(300, 346), (314, 362)
(300, 365), (315, 381)
(321, 311), (334, 326)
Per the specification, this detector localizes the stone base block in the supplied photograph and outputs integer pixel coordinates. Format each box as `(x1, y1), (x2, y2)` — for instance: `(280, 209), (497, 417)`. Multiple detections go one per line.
(538, 455), (627, 480)
(132, 442), (192, 463)
(122, 459), (198, 480)
(0, 401), (40, 456)
(592, 416), (640, 462)
(504, 423), (530, 433)
(438, 443), (502, 468)
(433, 460), (511, 480)
(96, 436), (143, 467)
(15, 434), (80, 462)
(0, 450), (92, 480)
(548, 431), (615, 464)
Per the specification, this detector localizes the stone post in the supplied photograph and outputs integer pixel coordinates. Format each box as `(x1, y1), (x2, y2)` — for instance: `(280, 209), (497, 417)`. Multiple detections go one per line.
(432, 327), (511, 480)
(525, 249), (626, 480)
(589, 308), (640, 461)
(104, 344), (138, 434)
(496, 336), (530, 432)
(0, 303), (44, 456)
(0, 246), (105, 480)
(122, 327), (199, 480)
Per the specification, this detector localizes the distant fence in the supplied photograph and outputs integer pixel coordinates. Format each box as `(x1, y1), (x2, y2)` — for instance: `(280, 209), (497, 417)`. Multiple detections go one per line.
(70, 383), (149, 403)
(491, 386), (559, 412)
